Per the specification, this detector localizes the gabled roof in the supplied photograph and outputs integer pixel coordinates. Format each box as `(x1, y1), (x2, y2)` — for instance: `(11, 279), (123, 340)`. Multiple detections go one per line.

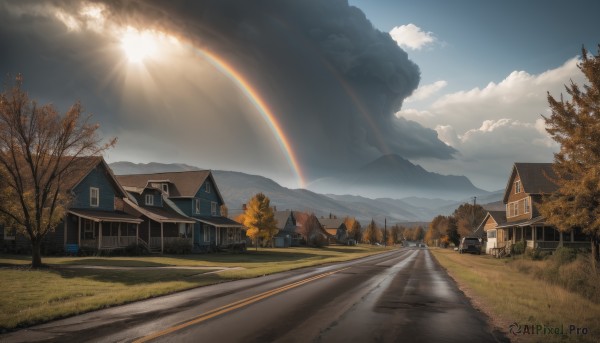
(274, 210), (295, 230)
(123, 197), (196, 224)
(195, 216), (243, 228)
(503, 163), (557, 203)
(64, 156), (128, 198)
(116, 170), (224, 203)
(475, 210), (506, 233)
(318, 218), (345, 229)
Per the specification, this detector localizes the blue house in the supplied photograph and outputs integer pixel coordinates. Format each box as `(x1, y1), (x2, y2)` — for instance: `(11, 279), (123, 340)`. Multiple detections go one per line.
(116, 171), (245, 252)
(62, 157), (143, 251)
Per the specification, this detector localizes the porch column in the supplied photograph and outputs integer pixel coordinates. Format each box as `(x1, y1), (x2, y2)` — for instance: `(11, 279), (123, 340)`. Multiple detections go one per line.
(148, 221), (151, 246)
(78, 216), (81, 246)
(118, 222), (121, 246)
(160, 222), (164, 254)
(63, 214), (67, 247)
(98, 221), (103, 249)
(136, 224), (139, 246)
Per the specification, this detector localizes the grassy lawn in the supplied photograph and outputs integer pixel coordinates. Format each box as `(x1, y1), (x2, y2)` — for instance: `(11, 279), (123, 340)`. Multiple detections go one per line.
(0, 245), (391, 331)
(430, 248), (600, 343)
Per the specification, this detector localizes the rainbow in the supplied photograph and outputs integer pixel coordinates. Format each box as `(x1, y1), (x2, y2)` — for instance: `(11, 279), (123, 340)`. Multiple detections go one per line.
(192, 49), (306, 188)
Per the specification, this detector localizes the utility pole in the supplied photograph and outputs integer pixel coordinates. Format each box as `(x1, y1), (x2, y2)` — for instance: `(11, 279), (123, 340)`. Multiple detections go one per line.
(384, 217), (387, 247)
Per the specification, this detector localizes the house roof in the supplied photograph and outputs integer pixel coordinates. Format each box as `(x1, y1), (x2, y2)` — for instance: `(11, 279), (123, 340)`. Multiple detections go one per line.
(63, 156), (129, 199)
(318, 218), (345, 229)
(68, 209), (143, 223)
(496, 216), (546, 229)
(503, 163), (557, 203)
(116, 170), (224, 202)
(475, 211), (506, 233)
(123, 197), (195, 224)
(274, 210), (296, 230)
(195, 216), (244, 228)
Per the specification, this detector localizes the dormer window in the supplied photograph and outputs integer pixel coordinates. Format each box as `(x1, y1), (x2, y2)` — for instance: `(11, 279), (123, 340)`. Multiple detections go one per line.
(206, 182), (211, 193)
(162, 183), (169, 195)
(90, 187), (99, 207)
(515, 180), (521, 193)
(145, 194), (154, 206)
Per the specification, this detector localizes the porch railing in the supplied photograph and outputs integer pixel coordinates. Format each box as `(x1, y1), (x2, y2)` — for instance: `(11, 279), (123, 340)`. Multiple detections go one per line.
(149, 237), (192, 248)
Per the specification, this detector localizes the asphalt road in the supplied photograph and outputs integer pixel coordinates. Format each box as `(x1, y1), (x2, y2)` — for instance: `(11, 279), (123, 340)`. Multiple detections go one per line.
(2, 247), (507, 343)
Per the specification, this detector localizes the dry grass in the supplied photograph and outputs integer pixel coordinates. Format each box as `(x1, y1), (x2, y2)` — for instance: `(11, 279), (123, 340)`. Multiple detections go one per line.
(0, 245), (391, 331)
(430, 248), (600, 343)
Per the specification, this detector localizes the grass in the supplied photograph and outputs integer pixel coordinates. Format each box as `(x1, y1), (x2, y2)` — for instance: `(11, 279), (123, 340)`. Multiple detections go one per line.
(0, 245), (391, 331)
(430, 248), (600, 343)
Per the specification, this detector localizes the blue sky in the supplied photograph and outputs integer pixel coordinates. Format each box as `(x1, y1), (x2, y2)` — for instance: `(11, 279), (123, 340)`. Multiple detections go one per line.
(350, 0), (600, 190)
(1, 0), (599, 194)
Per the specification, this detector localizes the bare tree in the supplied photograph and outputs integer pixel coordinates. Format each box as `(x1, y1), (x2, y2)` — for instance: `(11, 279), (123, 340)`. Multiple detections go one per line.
(0, 75), (116, 267)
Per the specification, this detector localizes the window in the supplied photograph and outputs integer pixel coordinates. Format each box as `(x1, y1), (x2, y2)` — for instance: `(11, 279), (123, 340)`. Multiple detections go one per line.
(195, 199), (201, 214)
(515, 180), (521, 193)
(178, 223), (191, 238)
(83, 219), (95, 239)
(487, 230), (496, 239)
(205, 182), (211, 193)
(524, 197), (530, 213)
(211, 202), (217, 216)
(161, 183), (169, 195)
(90, 187), (99, 207)
(3, 226), (16, 240)
(145, 194), (154, 206)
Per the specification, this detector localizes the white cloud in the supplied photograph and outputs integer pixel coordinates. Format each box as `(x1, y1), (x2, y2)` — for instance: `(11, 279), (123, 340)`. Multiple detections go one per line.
(389, 24), (436, 50)
(401, 57), (584, 190)
(405, 80), (447, 103)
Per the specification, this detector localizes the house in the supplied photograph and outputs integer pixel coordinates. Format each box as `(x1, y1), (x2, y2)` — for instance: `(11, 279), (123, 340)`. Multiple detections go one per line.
(476, 211), (506, 255)
(62, 157), (143, 251)
(116, 171), (245, 252)
(482, 163), (588, 256)
(122, 186), (196, 253)
(318, 217), (348, 244)
(273, 210), (301, 247)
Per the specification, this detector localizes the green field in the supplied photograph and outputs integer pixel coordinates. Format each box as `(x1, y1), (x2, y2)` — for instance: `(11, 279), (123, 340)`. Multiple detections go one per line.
(430, 248), (600, 343)
(0, 245), (391, 331)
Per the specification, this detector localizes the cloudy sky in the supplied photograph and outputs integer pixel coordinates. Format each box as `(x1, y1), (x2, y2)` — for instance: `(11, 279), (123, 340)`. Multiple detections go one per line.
(1, 0), (599, 192)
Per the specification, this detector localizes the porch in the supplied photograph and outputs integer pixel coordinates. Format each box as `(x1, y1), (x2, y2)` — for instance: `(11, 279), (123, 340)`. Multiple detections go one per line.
(67, 209), (143, 250)
(195, 216), (246, 251)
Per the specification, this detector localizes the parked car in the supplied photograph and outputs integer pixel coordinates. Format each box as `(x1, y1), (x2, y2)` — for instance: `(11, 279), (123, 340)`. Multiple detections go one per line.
(458, 237), (482, 255)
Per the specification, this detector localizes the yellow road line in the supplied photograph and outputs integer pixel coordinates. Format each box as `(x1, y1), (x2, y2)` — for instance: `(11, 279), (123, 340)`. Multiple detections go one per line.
(133, 267), (350, 343)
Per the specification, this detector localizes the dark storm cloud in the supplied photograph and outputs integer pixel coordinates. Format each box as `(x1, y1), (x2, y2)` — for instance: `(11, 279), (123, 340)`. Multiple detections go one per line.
(0, 0), (455, 181)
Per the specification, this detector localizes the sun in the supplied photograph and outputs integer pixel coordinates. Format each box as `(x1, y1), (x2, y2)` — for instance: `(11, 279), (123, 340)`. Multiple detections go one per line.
(120, 27), (158, 63)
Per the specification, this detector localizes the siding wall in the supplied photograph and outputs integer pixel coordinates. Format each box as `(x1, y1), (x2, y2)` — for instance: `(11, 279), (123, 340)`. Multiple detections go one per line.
(506, 174), (532, 222)
(72, 164), (118, 211)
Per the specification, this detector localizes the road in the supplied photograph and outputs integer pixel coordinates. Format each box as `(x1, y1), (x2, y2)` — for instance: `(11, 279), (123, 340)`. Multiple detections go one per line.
(2, 248), (507, 343)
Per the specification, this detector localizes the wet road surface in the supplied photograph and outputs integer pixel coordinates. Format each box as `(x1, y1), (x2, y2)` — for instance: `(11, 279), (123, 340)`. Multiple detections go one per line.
(1, 248), (507, 343)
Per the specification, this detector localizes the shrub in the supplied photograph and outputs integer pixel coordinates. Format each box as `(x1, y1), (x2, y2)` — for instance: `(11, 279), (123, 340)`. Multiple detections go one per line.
(526, 248), (551, 260)
(552, 247), (577, 265)
(512, 241), (526, 255)
(164, 239), (193, 254)
(123, 243), (149, 256)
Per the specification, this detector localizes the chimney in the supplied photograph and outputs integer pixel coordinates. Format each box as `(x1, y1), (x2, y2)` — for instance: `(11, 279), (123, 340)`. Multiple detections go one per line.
(329, 213), (332, 219)
(242, 203), (247, 211)
(273, 205), (277, 212)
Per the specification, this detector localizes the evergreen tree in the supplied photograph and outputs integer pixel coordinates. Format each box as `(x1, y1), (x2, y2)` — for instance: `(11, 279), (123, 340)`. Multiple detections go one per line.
(540, 46), (600, 266)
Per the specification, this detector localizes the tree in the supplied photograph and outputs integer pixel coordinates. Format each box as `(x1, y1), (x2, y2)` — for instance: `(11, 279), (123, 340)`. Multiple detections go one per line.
(540, 46), (600, 267)
(0, 75), (115, 268)
(452, 203), (486, 238)
(344, 216), (362, 241)
(295, 212), (325, 247)
(363, 219), (382, 244)
(241, 193), (277, 249)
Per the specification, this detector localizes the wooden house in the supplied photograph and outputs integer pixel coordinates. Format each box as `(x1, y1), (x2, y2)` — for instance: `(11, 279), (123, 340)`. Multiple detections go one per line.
(273, 210), (301, 247)
(122, 186), (196, 253)
(476, 211), (506, 255)
(116, 171), (245, 252)
(484, 163), (588, 256)
(318, 217), (348, 244)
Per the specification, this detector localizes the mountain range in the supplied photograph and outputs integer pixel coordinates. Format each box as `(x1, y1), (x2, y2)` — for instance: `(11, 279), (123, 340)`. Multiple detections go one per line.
(109, 158), (503, 224)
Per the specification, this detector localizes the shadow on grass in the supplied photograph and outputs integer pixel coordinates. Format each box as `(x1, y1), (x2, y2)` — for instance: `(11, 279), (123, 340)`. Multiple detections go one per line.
(50, 267), (220, 285)
(168, 250), (320, 264)
(59, 259), (170, 267)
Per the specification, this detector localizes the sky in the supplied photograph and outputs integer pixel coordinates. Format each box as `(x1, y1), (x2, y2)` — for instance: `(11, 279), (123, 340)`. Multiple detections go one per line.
(1, 0), (599, 193)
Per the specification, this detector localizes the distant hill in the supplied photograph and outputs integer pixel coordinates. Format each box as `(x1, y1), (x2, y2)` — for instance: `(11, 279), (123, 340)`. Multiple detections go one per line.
(109, 161), (503, 223)
(307, 154), (489, 200)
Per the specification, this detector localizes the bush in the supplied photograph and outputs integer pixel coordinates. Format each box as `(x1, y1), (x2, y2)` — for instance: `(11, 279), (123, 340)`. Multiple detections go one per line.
(512, 241), (526, 255)
(552, 247), (578, 265)
(526, 248), (551, 260)
(164, 239), (193, 254)
(123, 243), (149, 256)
